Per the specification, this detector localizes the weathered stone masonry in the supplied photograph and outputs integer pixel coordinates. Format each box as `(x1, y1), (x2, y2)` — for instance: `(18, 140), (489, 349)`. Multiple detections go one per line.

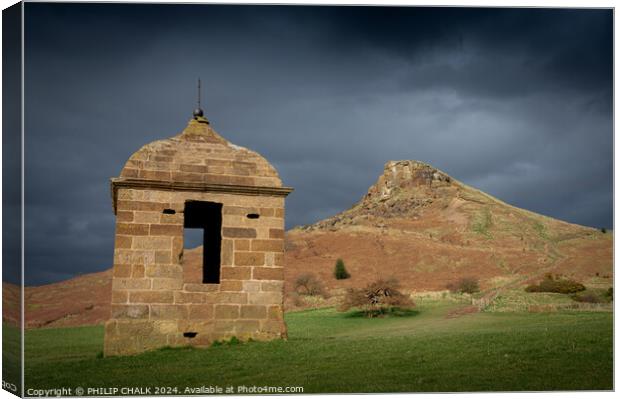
(104, 113), (292, 356)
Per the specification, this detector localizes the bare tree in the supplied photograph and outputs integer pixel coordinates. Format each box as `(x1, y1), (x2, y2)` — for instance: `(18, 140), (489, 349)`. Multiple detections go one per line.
(339, 278), (414, 317)
(294, 273), (327, 297)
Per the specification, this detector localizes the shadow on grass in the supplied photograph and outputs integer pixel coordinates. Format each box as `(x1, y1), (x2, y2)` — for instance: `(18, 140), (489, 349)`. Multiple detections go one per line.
(343, 308), (420, 318)
(157, 345), (195, 352)
(153, 336), (248, 354)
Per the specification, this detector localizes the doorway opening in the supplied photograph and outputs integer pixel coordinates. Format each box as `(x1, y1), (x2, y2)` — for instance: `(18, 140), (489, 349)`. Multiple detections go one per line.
(184, 201), (223, 284)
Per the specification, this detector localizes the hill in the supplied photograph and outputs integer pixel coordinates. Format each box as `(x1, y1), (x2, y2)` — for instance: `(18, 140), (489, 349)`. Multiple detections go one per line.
(284, 160), (612, 296)
(3, 271), (112, 328)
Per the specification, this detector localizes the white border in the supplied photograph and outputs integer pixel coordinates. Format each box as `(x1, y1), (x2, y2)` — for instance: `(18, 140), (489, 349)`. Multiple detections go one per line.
(0, 2), (616, 399)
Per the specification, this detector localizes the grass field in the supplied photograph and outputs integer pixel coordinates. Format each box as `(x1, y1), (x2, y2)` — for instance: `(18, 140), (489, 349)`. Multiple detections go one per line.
(2, 322), (21, 395)
(18, 299), (613, 394)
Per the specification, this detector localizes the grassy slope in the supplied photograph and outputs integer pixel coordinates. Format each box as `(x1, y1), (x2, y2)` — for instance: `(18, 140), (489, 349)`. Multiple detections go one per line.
(22, 300), (612, 393)
(2, 323), (22, 395)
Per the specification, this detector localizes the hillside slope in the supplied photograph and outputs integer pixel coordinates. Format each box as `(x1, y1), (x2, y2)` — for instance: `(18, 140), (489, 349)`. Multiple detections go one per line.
(3, 271), (112, 328)
(283, 160), (612, 294)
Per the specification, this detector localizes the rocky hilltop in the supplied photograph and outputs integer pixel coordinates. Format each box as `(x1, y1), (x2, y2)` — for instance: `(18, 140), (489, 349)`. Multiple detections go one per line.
(307, 161), (453, 229)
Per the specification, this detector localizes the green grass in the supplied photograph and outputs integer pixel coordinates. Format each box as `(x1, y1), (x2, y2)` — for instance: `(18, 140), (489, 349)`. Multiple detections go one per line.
(22, 301), (612, 393)
(533, 221), (549, 240)
(2, 323), (22, 395)
(471, 208), (493, 239)
(487, 290), (577, 312)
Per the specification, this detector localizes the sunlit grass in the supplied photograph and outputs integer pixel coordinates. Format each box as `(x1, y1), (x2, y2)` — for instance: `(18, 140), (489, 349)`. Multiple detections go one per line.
(22, 301), (612, 394)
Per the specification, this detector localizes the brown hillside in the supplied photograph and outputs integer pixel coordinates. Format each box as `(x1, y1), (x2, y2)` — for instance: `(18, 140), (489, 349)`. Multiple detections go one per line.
(10, 160), (612, 328)
(283, 160), (612, 295)
(3, 271), (112, 329)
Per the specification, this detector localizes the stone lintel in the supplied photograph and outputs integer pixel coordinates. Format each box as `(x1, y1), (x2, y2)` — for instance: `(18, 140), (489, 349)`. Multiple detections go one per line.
(110, 178), (294, 214)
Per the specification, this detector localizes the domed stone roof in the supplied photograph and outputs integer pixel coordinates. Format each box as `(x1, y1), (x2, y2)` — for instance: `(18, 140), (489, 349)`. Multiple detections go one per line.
(111, 115), (291, 212)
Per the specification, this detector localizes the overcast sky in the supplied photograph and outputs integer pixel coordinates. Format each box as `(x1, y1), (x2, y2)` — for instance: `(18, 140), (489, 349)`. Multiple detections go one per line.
(13, 3), (613, 285)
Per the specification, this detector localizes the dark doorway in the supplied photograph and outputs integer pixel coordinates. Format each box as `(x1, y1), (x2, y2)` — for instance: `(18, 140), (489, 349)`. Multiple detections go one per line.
(184, 201), (223, 284)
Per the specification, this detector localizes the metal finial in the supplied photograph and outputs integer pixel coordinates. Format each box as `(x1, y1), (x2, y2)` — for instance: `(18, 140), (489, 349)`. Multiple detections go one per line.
(198, 78), (201, 108)
(193, 78), (204, 118)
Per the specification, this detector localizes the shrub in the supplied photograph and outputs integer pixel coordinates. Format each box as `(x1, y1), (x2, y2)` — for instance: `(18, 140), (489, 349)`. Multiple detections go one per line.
(294, 273), (327, 297)
(334, 258), (351, 280)
(525, 274), (586, 294)
(571, 288), (613, 304)
(572, 292), (605, 303)
(447, 277), (480, 294)
(605, 287), (613, 301)
(601, 227), (607, 234)
(338, 278), (414, 317)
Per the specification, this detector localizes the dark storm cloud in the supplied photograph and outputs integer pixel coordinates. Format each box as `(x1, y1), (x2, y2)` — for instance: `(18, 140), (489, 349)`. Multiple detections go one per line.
(337, 8), (612, 92)
(20, 3), (612, 285)
(3, 2), (22, 284)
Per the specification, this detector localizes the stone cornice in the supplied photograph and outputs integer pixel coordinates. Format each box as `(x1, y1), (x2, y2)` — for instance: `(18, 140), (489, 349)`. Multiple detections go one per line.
(110, 178), (294, 214)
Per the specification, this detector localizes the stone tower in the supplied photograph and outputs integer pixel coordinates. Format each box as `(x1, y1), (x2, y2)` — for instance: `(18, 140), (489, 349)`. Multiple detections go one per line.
(104, 107), (292, 356)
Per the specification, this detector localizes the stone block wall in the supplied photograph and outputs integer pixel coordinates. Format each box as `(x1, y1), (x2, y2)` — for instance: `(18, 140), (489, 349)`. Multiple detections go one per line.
(104, 188), (286, 356)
